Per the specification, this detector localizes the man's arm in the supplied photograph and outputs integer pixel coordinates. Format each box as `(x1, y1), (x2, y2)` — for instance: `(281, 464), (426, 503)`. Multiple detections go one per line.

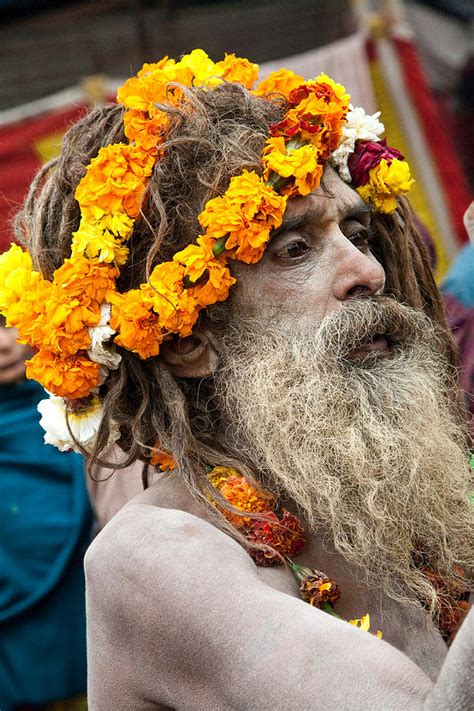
(84, 501), (469, 711)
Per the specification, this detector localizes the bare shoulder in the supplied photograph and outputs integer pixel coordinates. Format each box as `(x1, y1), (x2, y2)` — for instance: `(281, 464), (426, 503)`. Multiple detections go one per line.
(84, 478), (440, 710)
(84, 477), (258, 618)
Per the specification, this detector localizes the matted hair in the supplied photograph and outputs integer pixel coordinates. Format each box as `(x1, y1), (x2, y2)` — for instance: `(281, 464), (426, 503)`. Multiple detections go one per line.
(14, 82), (459, 499)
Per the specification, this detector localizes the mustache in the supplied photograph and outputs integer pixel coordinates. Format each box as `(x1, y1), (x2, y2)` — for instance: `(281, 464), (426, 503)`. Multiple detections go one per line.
(315, 296), (437, 358)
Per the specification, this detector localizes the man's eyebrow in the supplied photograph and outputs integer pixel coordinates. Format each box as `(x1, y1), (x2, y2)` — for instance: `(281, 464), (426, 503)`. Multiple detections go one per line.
(341, 202), (372, 222)
(271, 214), (308, 239)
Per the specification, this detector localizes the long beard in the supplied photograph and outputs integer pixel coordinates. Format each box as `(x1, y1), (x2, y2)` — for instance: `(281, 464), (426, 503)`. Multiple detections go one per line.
(214, 297), (473, 615)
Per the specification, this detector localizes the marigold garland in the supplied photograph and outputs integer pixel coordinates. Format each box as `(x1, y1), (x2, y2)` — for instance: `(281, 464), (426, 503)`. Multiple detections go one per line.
(0, 49), (413, 453)
(208, 466), (381, 635)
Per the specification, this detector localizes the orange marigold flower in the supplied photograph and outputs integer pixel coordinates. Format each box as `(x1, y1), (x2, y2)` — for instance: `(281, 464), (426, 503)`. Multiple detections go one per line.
(219, 474), (275, 515)
(173, 235), (236, 306)
(273, 95), (347, 155)
(199, 170), (286, 264)
(216, 53), (258, 89)
(173, 235), (218, 283)
(246, 509), (306, 566)
(208, 468), (275, 528)
(123, 108), (169, 150)
(150, 445), (176, 471)
(253, 69), (305, 99)
(26, 349), (100, 399)
(117, 59), (189, 112)
(136, 56), (177, 78)
(75, 144), (154, 219)
(37, 287), (101, 356)
(110, 289), (164, 359)
(189, 262), (236, 308)
(289, 74), (350, 109)
(54, 255), (119, 304)
(262, 138), (323, 196)
(148, 261), (200, 337)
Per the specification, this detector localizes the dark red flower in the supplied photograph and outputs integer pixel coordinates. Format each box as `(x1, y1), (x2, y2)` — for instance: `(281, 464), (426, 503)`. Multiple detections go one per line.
(288, 82), (333, 106)
(246, 509), (306, 566)
(269, 116), (301, 138)
(348, 139), (404, 187)
(299, 569), (341, 609)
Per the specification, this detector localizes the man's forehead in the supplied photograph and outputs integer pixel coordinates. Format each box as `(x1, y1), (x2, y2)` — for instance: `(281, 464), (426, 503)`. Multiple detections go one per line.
(283, 186), (370, 228)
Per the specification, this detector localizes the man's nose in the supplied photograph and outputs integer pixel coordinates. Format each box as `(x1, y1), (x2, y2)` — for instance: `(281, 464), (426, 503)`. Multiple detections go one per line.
(333, 241), (385, 301)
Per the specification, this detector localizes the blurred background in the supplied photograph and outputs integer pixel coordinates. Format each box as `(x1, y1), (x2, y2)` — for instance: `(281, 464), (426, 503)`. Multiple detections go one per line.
(0, 0), (472, 274)
(0, 1), (472, 709)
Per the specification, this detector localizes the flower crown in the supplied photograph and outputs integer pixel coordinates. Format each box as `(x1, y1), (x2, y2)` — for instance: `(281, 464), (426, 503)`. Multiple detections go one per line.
(0, 49), (413, 453)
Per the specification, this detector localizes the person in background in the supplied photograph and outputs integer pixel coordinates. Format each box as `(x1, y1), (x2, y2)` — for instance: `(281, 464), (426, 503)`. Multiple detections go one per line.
(0, 323), (91, 711)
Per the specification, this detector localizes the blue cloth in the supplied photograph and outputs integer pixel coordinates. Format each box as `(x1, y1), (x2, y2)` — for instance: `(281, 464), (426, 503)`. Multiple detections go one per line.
(441, 243), (474, 307)
(0, 379), (92, 710)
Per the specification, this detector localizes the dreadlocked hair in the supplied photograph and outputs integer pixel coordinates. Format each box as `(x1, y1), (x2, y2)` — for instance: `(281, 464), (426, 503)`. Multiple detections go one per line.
(13, 81), (460, 505)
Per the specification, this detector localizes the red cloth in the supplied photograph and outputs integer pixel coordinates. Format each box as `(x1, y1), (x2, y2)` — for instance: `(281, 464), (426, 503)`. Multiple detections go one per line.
(0, 105), (89, 252)
(393, 37), (471, 247)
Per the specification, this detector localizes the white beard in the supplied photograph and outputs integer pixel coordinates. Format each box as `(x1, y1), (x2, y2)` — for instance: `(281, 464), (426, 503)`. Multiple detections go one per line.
(214, 297), (473, 614)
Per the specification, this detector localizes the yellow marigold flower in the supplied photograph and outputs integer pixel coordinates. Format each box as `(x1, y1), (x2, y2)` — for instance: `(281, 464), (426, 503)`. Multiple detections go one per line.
(54, 255), (118, 303)
(150, 445), (176, 471)
(75, 144), (154, 219)
(178, 48), (222, 87)
(0, 243), (32, 277)
(0, 244), (36, 313)
(148, 262), (200, 337)
(357, 158), (414, 214)
(199, 170), (286, 263)
(216, 53), (258, 89)
(26, 349), (100, 399)
(349, 613), (382, 637)
(71, 222), (130, 266)
(5, 276), (52, 345)
(253, 69), (305, 99)
(137, 56), (176, 78)
(262, 137), (323, 196)
(110, 289), (164, 360)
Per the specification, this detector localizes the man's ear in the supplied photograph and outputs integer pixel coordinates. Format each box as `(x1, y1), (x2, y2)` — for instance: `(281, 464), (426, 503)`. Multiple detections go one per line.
(160, 330), (220, 378)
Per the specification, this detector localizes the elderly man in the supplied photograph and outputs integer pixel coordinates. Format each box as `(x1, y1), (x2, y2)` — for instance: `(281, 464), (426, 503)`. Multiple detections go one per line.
(1, 51), (472, 709)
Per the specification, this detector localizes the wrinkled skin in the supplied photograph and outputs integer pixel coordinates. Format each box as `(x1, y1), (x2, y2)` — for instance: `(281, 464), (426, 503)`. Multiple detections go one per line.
(232, 166), (385, 328)
(85, 169), (473, 709)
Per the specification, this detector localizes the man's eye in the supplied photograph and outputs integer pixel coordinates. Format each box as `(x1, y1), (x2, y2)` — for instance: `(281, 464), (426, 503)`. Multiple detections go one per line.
(349, 229), (374, 250)
(275, 240), (310, 261)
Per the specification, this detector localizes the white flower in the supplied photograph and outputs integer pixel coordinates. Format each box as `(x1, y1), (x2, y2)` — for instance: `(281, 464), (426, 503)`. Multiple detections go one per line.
(331, 105), (385, 182)
(88, 302), (122, 370)
(38, 394), (120, 454)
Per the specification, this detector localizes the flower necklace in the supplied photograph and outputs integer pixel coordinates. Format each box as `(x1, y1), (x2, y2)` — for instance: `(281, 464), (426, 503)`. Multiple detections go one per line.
(208, 465), (381, 635)
(151, 448), (470, 640)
